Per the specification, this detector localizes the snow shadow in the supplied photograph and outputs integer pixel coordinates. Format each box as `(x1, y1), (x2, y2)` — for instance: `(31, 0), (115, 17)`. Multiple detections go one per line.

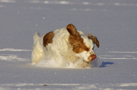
(99, 61), (114, 67)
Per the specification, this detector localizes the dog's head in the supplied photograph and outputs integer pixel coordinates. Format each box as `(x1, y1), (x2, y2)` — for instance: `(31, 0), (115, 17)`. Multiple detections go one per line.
(66, 24), (99, 62)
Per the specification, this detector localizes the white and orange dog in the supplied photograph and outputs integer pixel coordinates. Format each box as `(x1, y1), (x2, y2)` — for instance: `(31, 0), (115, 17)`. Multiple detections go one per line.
(31, 24), (99, 68)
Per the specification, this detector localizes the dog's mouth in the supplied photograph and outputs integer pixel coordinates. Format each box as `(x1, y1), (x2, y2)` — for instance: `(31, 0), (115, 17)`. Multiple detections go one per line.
(82, 54), (96, 67)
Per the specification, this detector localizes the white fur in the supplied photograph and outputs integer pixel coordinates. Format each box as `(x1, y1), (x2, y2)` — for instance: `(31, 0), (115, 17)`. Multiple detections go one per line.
(31, 28), (95, 68)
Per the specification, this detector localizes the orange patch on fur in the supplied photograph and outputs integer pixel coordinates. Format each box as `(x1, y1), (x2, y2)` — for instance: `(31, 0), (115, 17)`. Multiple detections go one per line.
(67, 24), (89, 53)
(43, 31), (54, 47)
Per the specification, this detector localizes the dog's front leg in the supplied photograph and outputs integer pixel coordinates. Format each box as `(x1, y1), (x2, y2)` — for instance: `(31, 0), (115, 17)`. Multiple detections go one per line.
(82, 61), (90, 67)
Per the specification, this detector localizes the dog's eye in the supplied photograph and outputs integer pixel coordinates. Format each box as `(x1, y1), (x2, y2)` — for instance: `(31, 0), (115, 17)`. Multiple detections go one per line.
(73, 44), (78, 47)
(85, 48), (89, 51)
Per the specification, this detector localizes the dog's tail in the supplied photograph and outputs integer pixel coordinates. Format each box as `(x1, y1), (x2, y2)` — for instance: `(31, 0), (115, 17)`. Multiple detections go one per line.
(33, 32), (40, 44)
(32, 32), (44, 65)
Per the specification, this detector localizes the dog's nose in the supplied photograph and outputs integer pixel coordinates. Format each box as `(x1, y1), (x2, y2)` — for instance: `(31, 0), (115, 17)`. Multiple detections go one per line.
(90, 54), (96, 61)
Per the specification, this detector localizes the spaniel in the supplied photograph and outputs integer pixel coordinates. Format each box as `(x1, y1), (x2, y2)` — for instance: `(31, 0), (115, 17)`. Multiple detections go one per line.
(31, 24), (99, 68)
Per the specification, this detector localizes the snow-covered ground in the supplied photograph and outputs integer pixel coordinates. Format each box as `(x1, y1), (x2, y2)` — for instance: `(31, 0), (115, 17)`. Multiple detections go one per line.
(0, 0), (137, 90)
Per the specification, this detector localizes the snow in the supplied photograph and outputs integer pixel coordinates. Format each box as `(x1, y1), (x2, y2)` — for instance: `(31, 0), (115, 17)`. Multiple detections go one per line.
(0, 0), (137, 90)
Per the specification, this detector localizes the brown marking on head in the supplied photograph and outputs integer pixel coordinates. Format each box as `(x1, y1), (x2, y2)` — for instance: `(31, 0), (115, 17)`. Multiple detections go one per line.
(43, 31), (54, 47)
(66, 24), (89, 53)
(88, 34), (99, 48)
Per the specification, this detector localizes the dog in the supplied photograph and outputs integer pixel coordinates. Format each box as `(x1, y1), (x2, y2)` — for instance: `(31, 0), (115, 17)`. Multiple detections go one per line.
(31, 24), (99, 68)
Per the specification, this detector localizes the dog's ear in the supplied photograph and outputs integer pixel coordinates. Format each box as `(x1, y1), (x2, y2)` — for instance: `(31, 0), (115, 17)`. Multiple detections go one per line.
(66, 24), (80, 37)
(88, 34), (99, 48)
(66, 24), (82, 44)
(43, 31), (54, 47)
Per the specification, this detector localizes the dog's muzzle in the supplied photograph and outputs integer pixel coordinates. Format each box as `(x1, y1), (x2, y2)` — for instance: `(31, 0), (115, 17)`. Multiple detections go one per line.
(89, 54), (96, 61)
